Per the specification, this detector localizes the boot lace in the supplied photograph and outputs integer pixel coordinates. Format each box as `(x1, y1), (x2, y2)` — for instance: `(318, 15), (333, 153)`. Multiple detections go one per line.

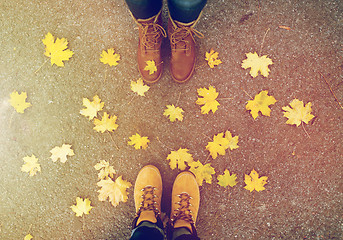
(136, 186), (160, 217)
(170, 26), (204, 51)
(170, 193), (194, 225)
(140, 23), (166, 50)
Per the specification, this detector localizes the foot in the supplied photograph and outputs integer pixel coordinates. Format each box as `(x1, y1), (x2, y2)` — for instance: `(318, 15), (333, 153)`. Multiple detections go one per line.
(136, 12), (166, 84)
(168, 18), (204, 83)
(134, 165), (163, 226)
(170, 171), (200, 234)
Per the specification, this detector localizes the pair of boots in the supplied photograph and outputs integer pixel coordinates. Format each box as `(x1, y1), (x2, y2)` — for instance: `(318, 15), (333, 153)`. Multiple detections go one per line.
(133, 11), (203, 84)
(132, 165), (200, 239)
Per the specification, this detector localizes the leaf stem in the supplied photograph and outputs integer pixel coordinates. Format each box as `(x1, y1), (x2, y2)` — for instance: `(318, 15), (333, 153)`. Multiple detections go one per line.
(9, 111), (15, 128)
(217, 97), (233, 100)
(127, 95), (135, 105)
(82, 215), (85, 231)
(259, 27), (270, 56)
(204, 152), (211, 163)
(107, 131), (119, 150)
(228, 150), (233, 162)
(176, 92), (181, 106)
(201, 133), (212, 141)
(301, 122), (311, 138)
(251, 191), (255, 207)
(156, 137), (174, 151)
(195, 62), (207, 70)
(34, 59), (49, 74)
(241, 87), (253, 99)
(104, 70), (107, 83)
(319, 72), (343, 109)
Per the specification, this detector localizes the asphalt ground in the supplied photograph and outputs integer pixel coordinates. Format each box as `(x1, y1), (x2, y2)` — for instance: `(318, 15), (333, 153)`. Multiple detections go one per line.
(1, 0), (342, 239)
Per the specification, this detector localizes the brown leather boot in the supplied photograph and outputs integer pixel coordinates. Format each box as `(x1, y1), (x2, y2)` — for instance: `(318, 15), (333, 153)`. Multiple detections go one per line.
(169, 171), (200, 238)
(133, 165), (163, 227)
(168, 16), (204, 83)
(134, 11), (166, 84)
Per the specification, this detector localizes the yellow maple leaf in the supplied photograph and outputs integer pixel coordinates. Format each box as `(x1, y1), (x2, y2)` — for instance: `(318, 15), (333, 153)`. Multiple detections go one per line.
(196, 85), (220, 114)
(163, 104), (184, 122)
(246, 90), (277, 119)
(9, 91), (32, 113)
(189, 161), (215, 186)
(50, 144), (74, 163)
(42, 32), (74, 67)
(217, 169), (237, 188)
(167, 148), (194, 170)
(206, 132), (230, 159)
(128, 133), (150, 149)
(21, 154), (41, 176)
(97, 176), (132, 207)
(24, 234), (33, 240)
(131, 78), (150, 96)
(241, 52), (273, 78)
(70, 197), (93, 217)
(100, 48), (120, 66)
(94, 160), (116, 180)
(205, 49), (222, 68)
(224, 130), (239, 150)
(93, 112), (119, 133)
(282, 99), (315, 126)
(80, 95), (104, 120)
(144, 60), (157, 75)
(244, 169), (268, 192)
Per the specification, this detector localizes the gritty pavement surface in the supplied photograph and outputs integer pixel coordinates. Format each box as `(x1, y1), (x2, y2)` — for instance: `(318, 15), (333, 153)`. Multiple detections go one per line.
(0, 0), (342, 239)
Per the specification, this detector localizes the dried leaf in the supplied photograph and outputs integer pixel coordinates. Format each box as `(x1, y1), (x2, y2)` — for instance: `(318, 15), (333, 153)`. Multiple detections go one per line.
(70, 197), (93, 217)
(217, 169), (237, 188)
(97, 176), (132, 207)
(100, 48), (120, 66)
(244, 169), (268, 192)
(241, 52), (273, 78)
(246, 90), (277, 119)
(128, 133), (150, 149)
(166, 148), (194, 170)
(42, 32), (74, 67)
(93, 112), (118, 133)
(224, 130), (239, 150)
(9, 91), (32, 113)
(21, 154), (41, 176)
(189, 161), (215, 186)
(80, 95), (104, 120)
(163, 104), (184, 122)
(94, 160), (116, 180)
(144, 60), (157, 75)
(196, 85), (220, 114)
(131, 78), (150, 96)
(50, 144), (75, 163)
(24, 234), (33, 240)
(205, 49), (222, 68)
(282, 99), (314, 126)
(206, 132), (229, 159)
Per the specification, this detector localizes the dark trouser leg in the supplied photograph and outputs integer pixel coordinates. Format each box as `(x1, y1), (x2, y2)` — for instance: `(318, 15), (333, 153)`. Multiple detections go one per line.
(125, 0), (163, 19)
(130, 221), (164, 240)
(167, 0), (207, 23)
(172, 227), (200, 240)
